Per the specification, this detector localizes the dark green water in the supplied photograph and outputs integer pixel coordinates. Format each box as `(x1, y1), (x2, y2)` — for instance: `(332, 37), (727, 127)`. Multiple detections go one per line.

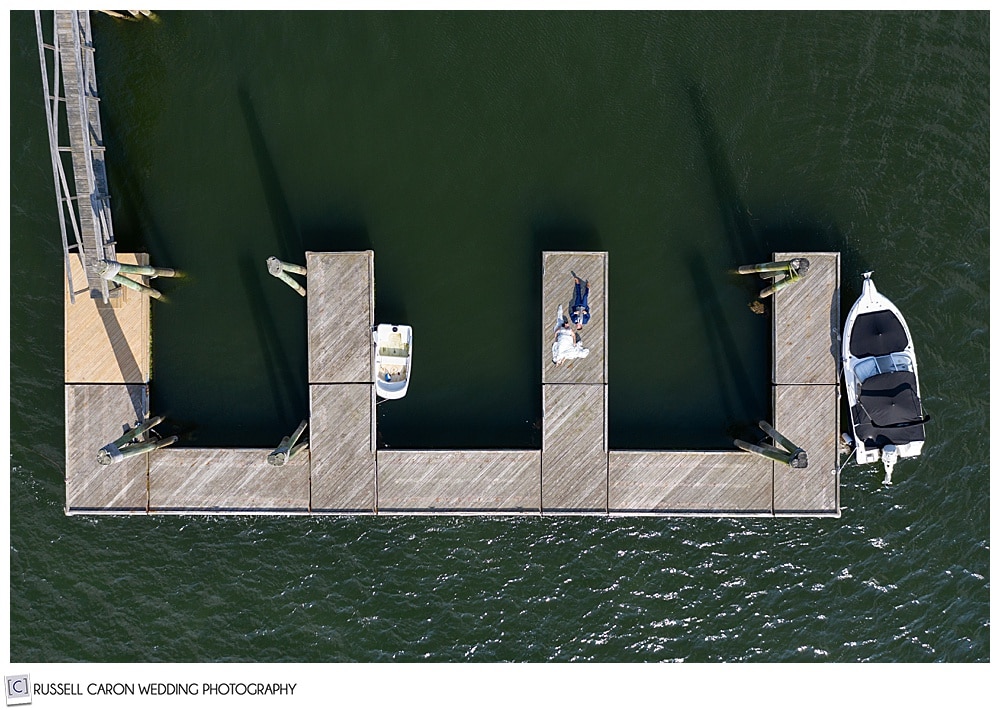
(9, 11), (989, 662)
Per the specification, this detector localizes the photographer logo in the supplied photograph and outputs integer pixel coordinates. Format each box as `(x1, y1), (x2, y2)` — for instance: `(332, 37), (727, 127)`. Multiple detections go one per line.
(4, 676), (30, 706)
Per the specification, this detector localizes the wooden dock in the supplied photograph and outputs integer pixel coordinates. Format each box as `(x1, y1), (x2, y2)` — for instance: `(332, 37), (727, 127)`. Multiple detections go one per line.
(149, 449), (310, 514)
(378, 451), (540, 514)
(772, 251), (841, 515)
(540, 253), (608, 513)
(306, 251), (377, 513)
(65, 250), (841, 517)
(43, 11), (118, 302)
(64, 253), (150, 514)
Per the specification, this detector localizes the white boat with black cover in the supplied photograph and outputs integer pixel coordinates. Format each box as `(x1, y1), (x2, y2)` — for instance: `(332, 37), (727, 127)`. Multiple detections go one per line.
(842, 272), (928, 483)
(373, 323), (412, 400)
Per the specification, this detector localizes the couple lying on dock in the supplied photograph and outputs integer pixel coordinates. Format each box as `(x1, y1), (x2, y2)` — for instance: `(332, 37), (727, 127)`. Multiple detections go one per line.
(551, 272), (591, 365)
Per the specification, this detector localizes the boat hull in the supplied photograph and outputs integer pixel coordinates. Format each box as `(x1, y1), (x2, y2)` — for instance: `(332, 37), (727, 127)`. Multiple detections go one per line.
(842, 273), (925, 480)
(373, 324), (412, 400)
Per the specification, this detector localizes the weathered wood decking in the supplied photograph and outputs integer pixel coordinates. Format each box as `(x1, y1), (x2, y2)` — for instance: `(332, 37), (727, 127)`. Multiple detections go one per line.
(65, 383), (149, 513)
(310, 384), (375, 513)
(609, 451), (773, 515)
(52, 10), (117, 300)
(378, 451), (540, 514)
(305, 251), (377, 513)
(64, 253), (150, 514)
(772, 251), (841, 515)
(149, 449), (309, 514)
(540, 252), (609, 513)
(542, 252), (607, 385)
(306, 251), (373, 384)
(65, 251), (841, 517)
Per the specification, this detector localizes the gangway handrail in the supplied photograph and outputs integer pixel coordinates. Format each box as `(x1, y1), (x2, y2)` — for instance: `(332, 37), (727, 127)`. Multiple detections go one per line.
(35, 10), (78, 304)
(36, 10), (117, 303)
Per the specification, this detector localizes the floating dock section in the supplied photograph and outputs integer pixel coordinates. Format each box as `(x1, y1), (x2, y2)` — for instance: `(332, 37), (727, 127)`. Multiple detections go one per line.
(771, 251), (841, 515)
(65, 251), (841, 517)
(64, 254), (149, 513)
(541, 252), (608, 513)
(307, 252), (376, 513)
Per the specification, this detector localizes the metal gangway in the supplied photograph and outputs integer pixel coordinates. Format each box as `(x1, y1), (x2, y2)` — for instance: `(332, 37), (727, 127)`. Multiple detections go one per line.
(35, 10), (118, 304)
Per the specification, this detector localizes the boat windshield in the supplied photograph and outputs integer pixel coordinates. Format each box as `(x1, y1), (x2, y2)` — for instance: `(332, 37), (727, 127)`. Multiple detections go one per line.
(854, 353), (913, 384)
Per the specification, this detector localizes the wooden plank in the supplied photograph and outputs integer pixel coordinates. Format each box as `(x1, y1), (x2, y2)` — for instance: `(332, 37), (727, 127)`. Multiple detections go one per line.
(65, 253), (150, 383)
(148, 448), (309, 513)
(377, 450), (540, 513)
(542, 384), (607, 512)
(773, 252), (840, 385)
(542, 252), (607, 384)
(56, 12), (96, 251)
(77, 12), (111, 204)
(773, 384), (840, 515)
(65, 384), (148, 514)
(306, 251), (373, 384)
(609, 451), (773, 514)
(309, 384), (376, 512)
(56, 10), (116, 296)
(771, 250), (840, 515)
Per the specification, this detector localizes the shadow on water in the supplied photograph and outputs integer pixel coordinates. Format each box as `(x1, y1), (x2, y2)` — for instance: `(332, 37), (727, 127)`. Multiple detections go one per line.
(377, 408), (539, 451)
(239, 83), (393, 358)
(686, 250), (766, 442)
(114, 77), (869, 452)
(686, 83), (763, 269)
(241, 84), (378, 256)
(675, 82), (869, 446)
(530, 212), (602, 254)
(100, 113), (180, 278)
(685, 80), (866, 286)
(237, 251), (308, 432)
(299, 220), (371, 254)
(100, 112), (188, 435)
(111, 84), (384, 446)
(377, 216), (555, 451)
(238, 84), (301, 261)
(148, 414), (201, 447)
(373, 281), (409, 328)
(374, 246), (538, 451)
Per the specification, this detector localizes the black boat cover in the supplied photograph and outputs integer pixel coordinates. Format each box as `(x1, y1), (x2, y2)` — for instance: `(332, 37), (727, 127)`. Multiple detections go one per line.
(849, 310), (908, 358)
(851, 370), (925, 447)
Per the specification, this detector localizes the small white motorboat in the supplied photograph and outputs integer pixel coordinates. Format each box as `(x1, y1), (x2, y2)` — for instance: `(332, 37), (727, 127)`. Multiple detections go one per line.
(842, 272), (928, 483)
(373, 323), (412, 400)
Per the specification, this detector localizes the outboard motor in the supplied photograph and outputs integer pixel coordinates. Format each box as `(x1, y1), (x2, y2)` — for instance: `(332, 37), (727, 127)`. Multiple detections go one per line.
(881, 444), (898, 485)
